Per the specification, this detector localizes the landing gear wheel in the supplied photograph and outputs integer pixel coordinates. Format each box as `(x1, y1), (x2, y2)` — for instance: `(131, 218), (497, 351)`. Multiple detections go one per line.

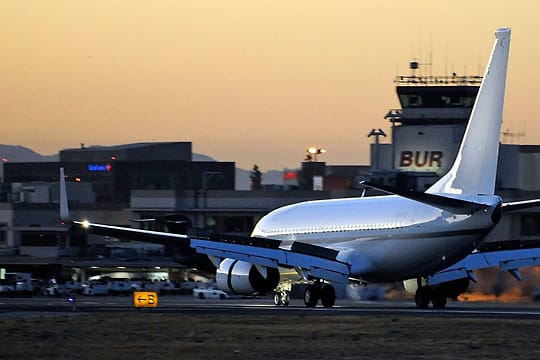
(415, 286), (431, 309)
(274, 291), (290, 306)
(431, 287), (447, 309)
(282, 293), (290, 306)
(320, 284), (336, 308)
(304, 284), (319, 307)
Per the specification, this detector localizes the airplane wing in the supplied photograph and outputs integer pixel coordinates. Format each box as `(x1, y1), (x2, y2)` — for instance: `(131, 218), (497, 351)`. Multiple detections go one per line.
(60, 167), (190, 246)
(67, 219), (190, 245)
(427, 245), (540, 285)
(68, 218), (353, 283)
(66, 218), (353, 282)
(190, 232), (352, 283)
(60, 169), (352, 282)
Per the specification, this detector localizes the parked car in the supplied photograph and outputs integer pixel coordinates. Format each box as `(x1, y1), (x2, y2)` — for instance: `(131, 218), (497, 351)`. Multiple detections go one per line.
(179, 281), (200, 294)
(81, 281), (109, 296)
(0, 273), (34, 297)
(140, 281), (161, 292)
(108, 280), (132, 295)
(193, 287), (229, 300)
(43, 284), (68, 296)
(158, 281), (179, 295)
(0, 282), (15, 296)
(129, 281), (144, 292)
(64, 280), (82, 294)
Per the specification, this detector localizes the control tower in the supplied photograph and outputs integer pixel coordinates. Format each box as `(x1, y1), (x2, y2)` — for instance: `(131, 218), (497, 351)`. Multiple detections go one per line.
(373, 61), (482, 191)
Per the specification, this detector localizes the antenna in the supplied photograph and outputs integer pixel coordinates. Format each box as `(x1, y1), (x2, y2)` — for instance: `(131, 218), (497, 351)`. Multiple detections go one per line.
(414, 31), (434, 77)
(429, 31), (433, 78)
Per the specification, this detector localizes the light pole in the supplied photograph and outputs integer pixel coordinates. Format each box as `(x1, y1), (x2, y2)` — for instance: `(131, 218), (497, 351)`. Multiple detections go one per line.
(305, 146), (326, 162)
(368, 129), (386, 171)
(384, 109), (401, 170)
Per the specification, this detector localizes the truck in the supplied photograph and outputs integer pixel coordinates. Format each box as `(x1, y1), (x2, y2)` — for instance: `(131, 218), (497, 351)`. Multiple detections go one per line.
(0, 273), (34, 297)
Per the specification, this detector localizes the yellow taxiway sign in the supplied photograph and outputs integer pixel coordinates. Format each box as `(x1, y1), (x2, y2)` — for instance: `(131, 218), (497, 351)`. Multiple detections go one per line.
(133, 291), (158, 308)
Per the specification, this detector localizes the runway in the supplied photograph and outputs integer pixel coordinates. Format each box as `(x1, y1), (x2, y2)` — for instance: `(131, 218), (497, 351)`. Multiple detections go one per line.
(1, 294), (540, 319)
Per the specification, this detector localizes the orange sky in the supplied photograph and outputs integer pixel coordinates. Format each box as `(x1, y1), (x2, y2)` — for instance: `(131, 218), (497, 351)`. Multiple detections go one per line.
(1, 1), (539, 170)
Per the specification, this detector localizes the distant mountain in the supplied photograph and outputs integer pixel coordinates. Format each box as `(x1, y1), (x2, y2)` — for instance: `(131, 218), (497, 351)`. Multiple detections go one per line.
(0, 145), (58, 179)
(0, 144), (283, 190)
(0, 145), (58, 162)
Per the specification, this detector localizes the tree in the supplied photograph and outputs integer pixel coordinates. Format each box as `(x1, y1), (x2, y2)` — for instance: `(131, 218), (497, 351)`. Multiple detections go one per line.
(250, 164), (262, 190)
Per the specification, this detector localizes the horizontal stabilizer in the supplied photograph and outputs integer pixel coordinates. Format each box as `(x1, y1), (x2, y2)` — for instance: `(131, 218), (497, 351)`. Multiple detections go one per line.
(428, 247), (540, 286)
(502, 199), (540, 212)
(360, 181), (489, 214)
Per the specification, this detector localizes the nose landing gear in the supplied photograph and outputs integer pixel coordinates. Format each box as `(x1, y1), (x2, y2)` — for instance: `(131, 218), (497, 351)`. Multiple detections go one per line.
(273, 291), (290, 306)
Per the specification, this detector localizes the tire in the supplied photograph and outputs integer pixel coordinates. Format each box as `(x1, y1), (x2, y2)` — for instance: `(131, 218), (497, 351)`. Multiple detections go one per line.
(198, 292), (205, 299)
(415, 287), (431, 309)
(273, 293), (282, 306)
(321, 284), (336, 308)
(304, 285), (319, 307)
(431, 287), (447, 309)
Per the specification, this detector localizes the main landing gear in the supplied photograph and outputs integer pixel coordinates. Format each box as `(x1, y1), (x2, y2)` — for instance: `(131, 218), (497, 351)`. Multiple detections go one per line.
(304, 282), (336, 308)
(406, 277), (470, 309)
(274, 281), (336, 308)
(415, 285), (447, 309)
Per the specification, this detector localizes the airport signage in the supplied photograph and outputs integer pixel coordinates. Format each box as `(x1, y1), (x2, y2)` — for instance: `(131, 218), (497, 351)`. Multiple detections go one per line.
(392, 125), (459, 175)
(133, 291), (158, 308)
(87, 164), (112, 172)
(399, 151), (443, 168)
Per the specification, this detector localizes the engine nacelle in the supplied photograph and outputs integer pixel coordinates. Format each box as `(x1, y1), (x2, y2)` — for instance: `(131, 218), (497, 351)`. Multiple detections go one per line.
(216, 259), (280, 295)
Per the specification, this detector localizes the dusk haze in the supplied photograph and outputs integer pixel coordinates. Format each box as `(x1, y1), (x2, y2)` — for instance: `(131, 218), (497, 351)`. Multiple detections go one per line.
(2, 0), (539, 170)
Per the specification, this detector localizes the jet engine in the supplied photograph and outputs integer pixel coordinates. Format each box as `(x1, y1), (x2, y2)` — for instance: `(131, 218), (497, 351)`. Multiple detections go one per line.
(216, 258), (280, 295)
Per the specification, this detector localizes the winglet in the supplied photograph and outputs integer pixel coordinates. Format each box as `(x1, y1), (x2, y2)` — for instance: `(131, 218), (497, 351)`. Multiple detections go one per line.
(59, 167), (72, 224)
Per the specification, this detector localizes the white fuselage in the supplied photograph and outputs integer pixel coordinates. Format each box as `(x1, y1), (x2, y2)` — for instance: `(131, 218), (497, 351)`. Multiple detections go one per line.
(251, 195), (500, 282)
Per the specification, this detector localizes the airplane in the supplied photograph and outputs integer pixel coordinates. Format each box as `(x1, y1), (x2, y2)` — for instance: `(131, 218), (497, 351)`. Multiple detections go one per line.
(60, 28), (540, 309)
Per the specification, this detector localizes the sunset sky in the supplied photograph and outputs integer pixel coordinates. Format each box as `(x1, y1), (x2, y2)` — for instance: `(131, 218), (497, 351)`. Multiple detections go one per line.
(1, 1), (540, 170)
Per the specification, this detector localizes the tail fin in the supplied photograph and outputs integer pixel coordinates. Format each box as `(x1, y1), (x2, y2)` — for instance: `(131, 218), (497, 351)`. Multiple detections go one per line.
(427, 28), (511, 196)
